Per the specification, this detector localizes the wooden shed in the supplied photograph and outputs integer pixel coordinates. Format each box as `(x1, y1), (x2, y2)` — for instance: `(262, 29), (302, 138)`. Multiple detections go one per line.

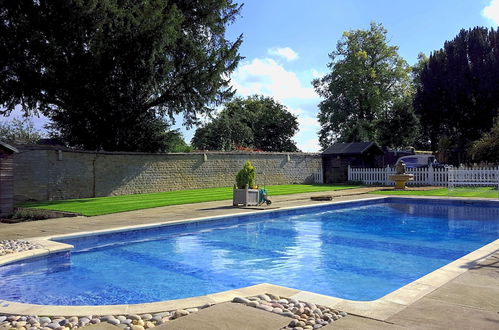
(322, 142), (384, 183)
(0, 141), (18, 218)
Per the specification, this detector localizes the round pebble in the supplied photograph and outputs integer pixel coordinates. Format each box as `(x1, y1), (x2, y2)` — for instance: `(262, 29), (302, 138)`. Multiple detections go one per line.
(174, 310), (189, 318)
(258, 294), (272, 302)
(247, 300), (259, 308)
(131, 326), (145, 330)
(233, 296), (250, 304)
(257, 304), (273, 312)
(128, 315), (141, 321)
(153, 312), (170, 318)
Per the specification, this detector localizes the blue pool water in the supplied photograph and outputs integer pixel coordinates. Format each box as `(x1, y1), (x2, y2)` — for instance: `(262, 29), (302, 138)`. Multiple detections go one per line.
(1, 198), (498, 305)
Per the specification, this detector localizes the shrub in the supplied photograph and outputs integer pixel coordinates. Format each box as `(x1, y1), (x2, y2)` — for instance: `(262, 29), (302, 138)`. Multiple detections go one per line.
(469, 115), (499, 164)
(11, 208), (51, 221)
(236, 161), (256, 189)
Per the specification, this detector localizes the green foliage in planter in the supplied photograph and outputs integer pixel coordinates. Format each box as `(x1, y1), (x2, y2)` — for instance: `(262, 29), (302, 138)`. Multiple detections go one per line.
(236, 161), (256, 189)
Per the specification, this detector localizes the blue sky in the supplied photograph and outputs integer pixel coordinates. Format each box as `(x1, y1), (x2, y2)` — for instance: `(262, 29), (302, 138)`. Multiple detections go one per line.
(3, 0), (499, 151)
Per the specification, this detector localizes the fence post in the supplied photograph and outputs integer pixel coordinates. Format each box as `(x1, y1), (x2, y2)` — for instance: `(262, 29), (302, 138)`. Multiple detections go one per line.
(428, 166), (434, 186)
(347, 165), (351, 182)
(385, 165), (390, 185)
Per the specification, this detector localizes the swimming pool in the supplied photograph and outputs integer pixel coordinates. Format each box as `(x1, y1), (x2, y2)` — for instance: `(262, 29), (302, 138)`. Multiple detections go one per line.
(1, 197), (498, 306)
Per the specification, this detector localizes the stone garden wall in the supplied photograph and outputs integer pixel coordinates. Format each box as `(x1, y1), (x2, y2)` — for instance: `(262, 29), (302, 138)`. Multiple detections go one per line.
(13, 145), (322, 201)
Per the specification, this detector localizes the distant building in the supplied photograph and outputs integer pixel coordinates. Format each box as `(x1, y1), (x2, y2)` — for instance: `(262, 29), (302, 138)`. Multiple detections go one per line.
(322, 142), (384, 183)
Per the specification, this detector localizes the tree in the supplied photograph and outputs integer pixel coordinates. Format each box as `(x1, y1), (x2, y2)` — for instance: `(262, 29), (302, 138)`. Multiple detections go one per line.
(0, 0), (242, 152)
(191, 95), (300, 151)
(163, 130), (192, 153)
(376, 94), (420, 149)
(469, 115), (499, 163)
(0, 118), (44, 144)
(313, 22), (413, 149)
(414, 27), (499, 152)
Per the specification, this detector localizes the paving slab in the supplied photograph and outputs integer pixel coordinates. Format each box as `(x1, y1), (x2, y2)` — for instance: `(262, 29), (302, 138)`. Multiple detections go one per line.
(386, 297), (499, 330)
(323, 316), (404, 329)
(425, 281), (499, 312)
(155, 302), (290, 330)
(466, 254), (499, 279)
(455, 267), (499, 286)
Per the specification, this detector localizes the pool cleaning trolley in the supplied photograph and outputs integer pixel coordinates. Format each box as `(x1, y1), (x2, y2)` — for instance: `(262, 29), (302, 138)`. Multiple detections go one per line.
(258, 188), (272, 205)
(257, 171), (272, 205)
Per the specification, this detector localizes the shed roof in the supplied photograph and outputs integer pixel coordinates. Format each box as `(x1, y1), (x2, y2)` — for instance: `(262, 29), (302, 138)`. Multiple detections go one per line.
(322, 142), (383, 155)
(0, 141), (19, 154)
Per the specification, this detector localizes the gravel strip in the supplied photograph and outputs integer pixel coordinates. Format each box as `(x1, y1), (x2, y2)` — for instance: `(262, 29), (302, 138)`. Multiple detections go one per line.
(0, 304), (212, 329)
(0, 240), (42, 256)
(233, 294), (347, 329)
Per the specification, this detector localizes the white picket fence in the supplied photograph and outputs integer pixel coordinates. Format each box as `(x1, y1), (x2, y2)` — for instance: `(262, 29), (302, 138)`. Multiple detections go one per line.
(448, 167), (499, 189)
(314, 170), (324, 184)
(348, 165), (499, 187)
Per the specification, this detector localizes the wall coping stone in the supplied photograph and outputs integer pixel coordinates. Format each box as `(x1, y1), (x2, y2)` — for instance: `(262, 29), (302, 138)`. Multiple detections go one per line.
(15, 144), (321, 156)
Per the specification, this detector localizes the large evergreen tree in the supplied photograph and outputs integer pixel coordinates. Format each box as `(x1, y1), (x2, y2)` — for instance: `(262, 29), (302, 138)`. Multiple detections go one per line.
(191, 95), (300, 152)
(313, 22), (415, 149)
(0, 0), (242, 152)
(414, 27), (499, 152)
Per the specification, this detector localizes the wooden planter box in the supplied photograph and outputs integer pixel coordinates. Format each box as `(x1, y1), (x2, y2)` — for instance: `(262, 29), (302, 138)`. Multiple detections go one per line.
(233, 188), (259, 206)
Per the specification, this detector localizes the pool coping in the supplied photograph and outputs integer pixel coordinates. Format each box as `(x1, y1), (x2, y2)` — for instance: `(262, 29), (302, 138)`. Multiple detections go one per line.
(0, 196), (498, 320)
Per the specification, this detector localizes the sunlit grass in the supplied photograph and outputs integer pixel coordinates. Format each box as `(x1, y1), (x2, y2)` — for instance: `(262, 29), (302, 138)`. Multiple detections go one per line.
(370, 187), (498, 198)
(18, 184), (360, 216)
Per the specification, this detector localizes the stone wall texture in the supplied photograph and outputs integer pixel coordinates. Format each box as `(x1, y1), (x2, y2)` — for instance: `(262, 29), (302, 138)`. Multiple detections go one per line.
(13, 146), (323, 201)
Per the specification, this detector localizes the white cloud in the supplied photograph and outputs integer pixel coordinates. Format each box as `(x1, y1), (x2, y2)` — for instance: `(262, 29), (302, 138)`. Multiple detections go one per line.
(483, 0), (499, 24)
(268, 47), (299, 61)
(231, 58), (318, 100)
(298, 138), (321, 153)
(230, 57), (322, 152)
(288, 107), (320, 133)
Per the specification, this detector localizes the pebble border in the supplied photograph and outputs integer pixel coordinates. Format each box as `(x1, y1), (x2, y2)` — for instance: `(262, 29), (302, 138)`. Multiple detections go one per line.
(0, 304), (212, 330)
(0, 240), (42, 256)
(0, 294), (347, 330)
(232, 294), (347, 329)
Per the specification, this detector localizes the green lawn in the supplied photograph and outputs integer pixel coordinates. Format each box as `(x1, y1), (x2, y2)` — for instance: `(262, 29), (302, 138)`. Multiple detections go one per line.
(370, 187), (498, 198)
(18, 184), (359, 216)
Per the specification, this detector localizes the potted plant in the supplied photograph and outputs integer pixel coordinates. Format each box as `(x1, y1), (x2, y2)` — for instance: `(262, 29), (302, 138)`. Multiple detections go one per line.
(233, 161), (259, 206)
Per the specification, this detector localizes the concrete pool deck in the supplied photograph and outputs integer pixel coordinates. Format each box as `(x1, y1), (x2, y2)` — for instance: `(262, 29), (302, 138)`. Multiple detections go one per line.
(1, 187), (498, 329)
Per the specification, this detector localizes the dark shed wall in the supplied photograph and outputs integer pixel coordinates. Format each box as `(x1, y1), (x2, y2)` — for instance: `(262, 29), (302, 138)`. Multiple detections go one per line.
(0, 151), (14, 217)
(323, 155), (360, 183)
(322, 148), (384, 183)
